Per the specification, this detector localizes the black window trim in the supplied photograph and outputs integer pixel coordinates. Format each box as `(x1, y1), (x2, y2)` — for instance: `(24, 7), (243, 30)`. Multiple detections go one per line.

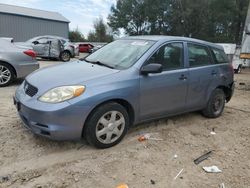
(142, 41), (186, 72)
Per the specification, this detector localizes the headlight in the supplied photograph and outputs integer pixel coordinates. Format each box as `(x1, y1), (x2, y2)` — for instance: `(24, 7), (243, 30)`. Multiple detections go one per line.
(39, 85), (85, 103)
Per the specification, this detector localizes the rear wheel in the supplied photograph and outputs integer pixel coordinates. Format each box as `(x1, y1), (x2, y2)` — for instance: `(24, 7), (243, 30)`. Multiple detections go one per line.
(60, 51), (71, 62)
(235, 65), (242, 74)
(84, 102), (129, 149)
(202, 89), (225, 118)
(0, 63), (15, 87)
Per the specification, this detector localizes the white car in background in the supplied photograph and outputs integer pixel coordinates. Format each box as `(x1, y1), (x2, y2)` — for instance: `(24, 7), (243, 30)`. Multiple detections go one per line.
(232, 55), (243, 73)
(232, 59), (243, 73)
(217, 43), (243, 73)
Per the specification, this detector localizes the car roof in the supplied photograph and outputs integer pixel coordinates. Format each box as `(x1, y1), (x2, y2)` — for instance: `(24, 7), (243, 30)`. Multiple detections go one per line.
(122, 35), (223, 50)
(32, 35), (68, 40)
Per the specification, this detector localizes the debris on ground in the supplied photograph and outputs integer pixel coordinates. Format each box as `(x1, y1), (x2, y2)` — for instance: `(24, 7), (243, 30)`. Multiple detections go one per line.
(116, 183), (129, 188)
(173, 154), (178, 159)
(0, 175), (10, 183)
(138, 133), (163, 142)
(220, 183), (225, 188)
(194, 151), (213, 165)
(210, 128), (216, 135)
(203, 166), (222, 173)
(174, 169), (184, 180)
(150, 179), (156, 185)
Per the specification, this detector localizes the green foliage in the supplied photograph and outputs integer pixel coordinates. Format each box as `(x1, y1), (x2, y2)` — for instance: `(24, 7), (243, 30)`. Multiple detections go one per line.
(87, 18), (114, 42)
(108, 0), (249, 44)
(69, 28), (85, 42)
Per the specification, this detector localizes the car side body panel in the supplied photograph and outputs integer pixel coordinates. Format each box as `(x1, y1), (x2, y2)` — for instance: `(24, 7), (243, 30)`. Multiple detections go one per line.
(14, 36), (234, 140)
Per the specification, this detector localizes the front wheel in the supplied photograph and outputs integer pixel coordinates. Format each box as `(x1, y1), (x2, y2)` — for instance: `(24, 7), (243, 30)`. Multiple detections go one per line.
(60, 51), (71, 62)
(202, 89), (225, 118)
(84, 102), (129, 149)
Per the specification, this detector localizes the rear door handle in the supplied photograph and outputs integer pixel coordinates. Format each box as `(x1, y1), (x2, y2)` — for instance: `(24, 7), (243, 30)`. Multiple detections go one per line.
(179, 74), (187, 80)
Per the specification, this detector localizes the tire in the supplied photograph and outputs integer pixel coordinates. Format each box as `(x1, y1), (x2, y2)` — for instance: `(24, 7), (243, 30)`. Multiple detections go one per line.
(235, 65), (242, 74)
(202, 88), (225, 118)
(60, 51), (71, 62)
(0, 62), (15, 87)
(84, 102), (129, 149)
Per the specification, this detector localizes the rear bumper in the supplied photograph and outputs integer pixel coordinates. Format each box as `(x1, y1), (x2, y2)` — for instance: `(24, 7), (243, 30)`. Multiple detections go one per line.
(226, 82), (235, 102)
(16, 62), (39, 78)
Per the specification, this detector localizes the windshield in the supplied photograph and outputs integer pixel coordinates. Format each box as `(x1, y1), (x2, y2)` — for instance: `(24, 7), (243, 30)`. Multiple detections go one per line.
(85, 39), (155, 69)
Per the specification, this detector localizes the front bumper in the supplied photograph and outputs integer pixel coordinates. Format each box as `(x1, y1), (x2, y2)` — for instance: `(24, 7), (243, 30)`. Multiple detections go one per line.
(14, 87), (91, 140)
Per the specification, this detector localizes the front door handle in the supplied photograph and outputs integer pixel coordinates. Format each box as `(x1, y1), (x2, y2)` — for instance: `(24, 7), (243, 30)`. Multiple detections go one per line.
(179, 74), (187, 80)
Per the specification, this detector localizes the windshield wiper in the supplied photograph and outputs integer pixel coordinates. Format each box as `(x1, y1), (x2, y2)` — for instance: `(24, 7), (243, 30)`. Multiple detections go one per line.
(84, 59), (114, 69)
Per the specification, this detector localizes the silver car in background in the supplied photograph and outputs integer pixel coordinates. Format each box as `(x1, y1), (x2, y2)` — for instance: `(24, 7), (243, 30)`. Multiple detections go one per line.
(17, 35), (78, 62)
(0, 38), (39, 87)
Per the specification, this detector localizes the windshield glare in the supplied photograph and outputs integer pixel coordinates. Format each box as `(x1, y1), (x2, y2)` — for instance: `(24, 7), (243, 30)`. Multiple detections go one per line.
(85, 39), (155, 69)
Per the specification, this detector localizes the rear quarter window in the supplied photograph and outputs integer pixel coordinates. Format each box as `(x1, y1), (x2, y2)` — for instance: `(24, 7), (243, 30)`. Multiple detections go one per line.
(211, 48), (229, 64)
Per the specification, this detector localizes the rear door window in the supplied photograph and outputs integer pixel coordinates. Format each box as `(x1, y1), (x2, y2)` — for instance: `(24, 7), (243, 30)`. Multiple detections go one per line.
(37, 38), (48, 44)
(188, 43), (212, 67)
(211, 48), (229, 64)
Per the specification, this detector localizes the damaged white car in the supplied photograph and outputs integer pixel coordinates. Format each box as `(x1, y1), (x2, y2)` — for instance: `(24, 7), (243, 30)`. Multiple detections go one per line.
(16, 35), (79, 62)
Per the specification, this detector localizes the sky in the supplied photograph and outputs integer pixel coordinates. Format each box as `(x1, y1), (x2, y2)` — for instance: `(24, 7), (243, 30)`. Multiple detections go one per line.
(0, 0), (116, 37)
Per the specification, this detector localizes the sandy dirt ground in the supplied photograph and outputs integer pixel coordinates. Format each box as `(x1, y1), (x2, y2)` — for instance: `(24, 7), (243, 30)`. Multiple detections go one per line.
(0, 58), (249, 188)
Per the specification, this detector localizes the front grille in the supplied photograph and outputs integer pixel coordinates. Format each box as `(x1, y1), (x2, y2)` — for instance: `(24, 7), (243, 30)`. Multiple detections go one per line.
(24, 81), (38, 97)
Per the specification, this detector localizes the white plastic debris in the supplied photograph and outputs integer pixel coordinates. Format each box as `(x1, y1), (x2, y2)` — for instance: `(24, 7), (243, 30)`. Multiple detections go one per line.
(220, 183), (225, 188)
(174, 168), (184, 180)
(203, 166), (222, 173)
(174, 154), (178, 159)
(138, 133), (163, 142)
(210, 131), (216, 135)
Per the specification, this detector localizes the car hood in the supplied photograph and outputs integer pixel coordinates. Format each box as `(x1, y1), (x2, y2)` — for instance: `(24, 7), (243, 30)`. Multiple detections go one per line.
(26, 61), (120, 92)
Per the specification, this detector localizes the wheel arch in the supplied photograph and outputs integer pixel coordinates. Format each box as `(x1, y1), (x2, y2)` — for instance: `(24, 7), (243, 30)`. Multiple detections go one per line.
(61, 49), (72, 56)
(216, 85), (232, 102)
(82, 98), (135, 137)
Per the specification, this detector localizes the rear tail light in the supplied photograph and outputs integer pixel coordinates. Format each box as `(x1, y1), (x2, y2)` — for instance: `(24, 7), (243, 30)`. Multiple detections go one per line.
(24, 50), (36, 58)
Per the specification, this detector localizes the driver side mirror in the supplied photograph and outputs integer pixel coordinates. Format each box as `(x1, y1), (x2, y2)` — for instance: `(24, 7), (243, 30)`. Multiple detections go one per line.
(33, 41), (39, 45)
(141, 63), (163, 75)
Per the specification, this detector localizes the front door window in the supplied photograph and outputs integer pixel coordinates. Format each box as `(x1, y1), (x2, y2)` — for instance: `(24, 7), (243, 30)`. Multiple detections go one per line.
(148, 42), (184, 70)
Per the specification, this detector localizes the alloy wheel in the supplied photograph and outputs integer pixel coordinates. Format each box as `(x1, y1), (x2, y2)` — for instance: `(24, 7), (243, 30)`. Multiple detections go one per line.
(61, 52), (70, 61)
(96, 111), (125, 144)
(0, 65), (11, 85)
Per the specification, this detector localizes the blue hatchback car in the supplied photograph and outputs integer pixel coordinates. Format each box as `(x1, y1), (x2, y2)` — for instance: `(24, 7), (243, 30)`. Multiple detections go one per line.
(14, 36), (234, 148)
